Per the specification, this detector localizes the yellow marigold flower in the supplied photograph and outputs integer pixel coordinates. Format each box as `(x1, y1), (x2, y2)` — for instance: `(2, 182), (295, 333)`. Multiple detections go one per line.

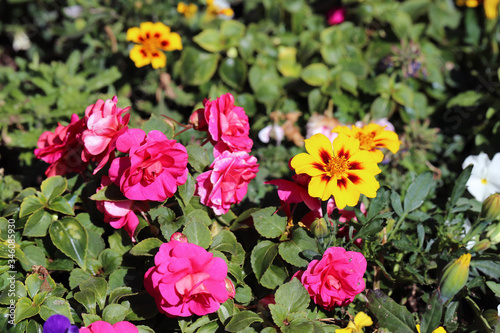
(177, 2), (198, 18)
(456, 0), (480, 7)
(484, 0), (500, 18)
(416, 324), (447, 333)
(290, 133), (381, 209)
(126, 22), (182, 69)
(333, 123), (400, 163)
(336, 312), (373, 333)
(206, 0), (234, 18)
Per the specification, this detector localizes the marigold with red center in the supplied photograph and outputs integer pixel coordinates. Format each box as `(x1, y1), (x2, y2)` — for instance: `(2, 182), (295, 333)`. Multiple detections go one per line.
(290, 133), (381, 209)
(333, 123), (400, 163)
(126, 22), (182, 69)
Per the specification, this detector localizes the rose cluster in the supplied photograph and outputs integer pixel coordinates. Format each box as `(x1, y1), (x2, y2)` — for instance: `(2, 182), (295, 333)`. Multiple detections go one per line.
(190, 92), (259, 215)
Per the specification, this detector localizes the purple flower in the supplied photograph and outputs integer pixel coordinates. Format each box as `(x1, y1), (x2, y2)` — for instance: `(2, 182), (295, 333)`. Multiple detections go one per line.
(43, 314), (79, 333)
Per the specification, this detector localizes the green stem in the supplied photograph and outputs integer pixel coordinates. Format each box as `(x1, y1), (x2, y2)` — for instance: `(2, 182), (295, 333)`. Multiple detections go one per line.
(387, 212), (407, 242)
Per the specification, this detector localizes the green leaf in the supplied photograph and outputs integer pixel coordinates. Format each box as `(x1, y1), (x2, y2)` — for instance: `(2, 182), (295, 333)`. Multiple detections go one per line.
(220, 20), (246, 46)
(211, 230), (238, 254)
(80, 277), (108, 311)
(274, 278), (310, 313)
(25, 273), (44, 299)
(74, 289), (96, 314)
(403, 172), (433, 213)
(278, 228), (318, 267)
(49, 217), (88, 270)
(186, 145), (210, 173)
(449, 165), (472, 208)
(180, 47), (220, 86)
(47, 197), (74, 215)
(260, 260), (288, 290)
(391, 191), (404, 217)
(225, 310), (263, 332)
(86, 66), (121, 92)
(40, 176), (67, 202)
(39, 297), (72, 322)
(69, 268), (92, 290)
(446, 90), (484, 108)
(178, 174), (196, 209)
(370, 96), (393, 119)
(366, 289), (416, 333)
(141, 114), (173, 138)
(252, 207), (287, 239)
(250, 240), (279, 280)
(23, 210), (52, 237)
(219, 57), (247, 90)
(122, 293), (159, 321)
(130, 238), (164, 256)
(193, 29), (224, 53)
(19, 246), (48, 272)
(301, 63), (330, 86)
(183, 220), (212, 249)
(420, 294), (444, 333)
(19, 195), (44, 218)
(486, 281), (500, 297)
(366, 187), (390, 220)
(82, 314), (102, 327)
(98, 249), (122, 275)
(0, 281), (27, 305)
(392, 83), (414, 106)
(14, 297), (40, 324)
(339, 71), (358, 96)
(26, 320), (43, 333)
(90, 183), (128, 201)
(102, 304), (129, 324)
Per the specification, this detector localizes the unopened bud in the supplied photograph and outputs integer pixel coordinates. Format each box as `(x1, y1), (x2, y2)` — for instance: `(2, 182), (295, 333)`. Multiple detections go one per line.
(188, 109), (208, 131)
(483, 308), (499, 328)
(486, 222), (500, 244)
(471, 239), (490, 252)
(438, 253), (471, 302)
(481, 193), (500, 221)
(310, 218), (329, 238)
(225, 278), (235, 299)
(170, 232), (188, 243)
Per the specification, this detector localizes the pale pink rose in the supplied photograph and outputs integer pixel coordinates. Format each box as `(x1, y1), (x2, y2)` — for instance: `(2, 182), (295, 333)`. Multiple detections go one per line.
(96, 176), (149, 242)
(81, 96), (130, 173)
(265, 173), (322, 226)
(327, 6), (346, 25)
(144, 239), (233, 317)
(108, 129), (188, 201)
(34, 114), (88, 177)
(327, 198), (366, 247)
(79, 320), (138, 333)
(194, 93), (253, 154)
(196, 150), (259, 215)
(294, 247), (366, 310)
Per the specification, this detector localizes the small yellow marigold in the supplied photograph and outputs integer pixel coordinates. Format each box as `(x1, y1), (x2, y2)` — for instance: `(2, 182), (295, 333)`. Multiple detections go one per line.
(126, 22), (182, 69)
(291, 133), (381, 209)
(416, 324), (447, 333)
(206, 0), (234, 18)
(177, 2), (198, 18)
(333, 123), (400, 163)
(336, 312), (373, 333)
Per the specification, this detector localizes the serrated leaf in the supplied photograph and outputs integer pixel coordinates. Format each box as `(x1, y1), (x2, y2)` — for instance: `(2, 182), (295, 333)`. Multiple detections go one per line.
(19, 195), (44, 218)
(39, 297), (72, 322)
(98, 249), (122, 275)
(183, 220), (212, 249)
(404, 172), (433, 213)
(102, 304), (129, 324)
(186, 145), (210, 173)
(366, 289), (416, 333)
(90, 183), (128, 201)
(23, 210), (52, 237)
(47, 196), (74, 215)
(250, 240), (278, 280)
(252, 207), (287, 239)
(49, 217), (88, 270)
(178, 174), (196, 209)
(74, 289), (97, 314)
(80, 277), (108, 311)
(225, 310), (263, 332)
(130, 238), (164, 256)
(14, 297), (40, 324)
(41, 176), (67, 202)
(278, 228), (317, 267)
(211, 230), (238, 254)
(260, 260), (288, 290)
(275, 279), (310, 313)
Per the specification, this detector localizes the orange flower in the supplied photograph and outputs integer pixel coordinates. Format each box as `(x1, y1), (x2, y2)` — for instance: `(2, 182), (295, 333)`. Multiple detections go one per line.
(177, 2), (198, 18)
(126, 22), (182, 69)
(333, 123), (400, 163)
(290, 133), (381, 209)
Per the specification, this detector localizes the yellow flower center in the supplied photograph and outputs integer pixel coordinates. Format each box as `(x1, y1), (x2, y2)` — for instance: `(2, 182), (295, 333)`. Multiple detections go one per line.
(356, 132), (376, 151)
(325, 156), (350, 178)
(481, 178), (488, 184)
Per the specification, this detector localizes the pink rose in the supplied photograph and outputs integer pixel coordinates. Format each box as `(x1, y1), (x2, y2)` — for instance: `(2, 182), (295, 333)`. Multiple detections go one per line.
(144, 238), (234, 317)
(80, 321), (138, 333)
(294, 247), (366, 310)
(109, 129), (188, 201)
(265, 173), (322, 226)
(96, 176), (149, 242)
(81, 96), (130, 173)
(34, 114), (88, 177)
(194, 93), (253, 154)
(196, 150), (259, 215)
(326, 6), (346, 25)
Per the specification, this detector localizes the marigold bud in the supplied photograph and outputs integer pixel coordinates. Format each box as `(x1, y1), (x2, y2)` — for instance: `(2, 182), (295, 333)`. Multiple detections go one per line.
(481, 193), (500, 221)
(471, 239), (490, 252)
(310, 218), (329, 238)
(438, 253), (471, 302)
(486, 223), (500, 244)
(483, 308), (499, 328)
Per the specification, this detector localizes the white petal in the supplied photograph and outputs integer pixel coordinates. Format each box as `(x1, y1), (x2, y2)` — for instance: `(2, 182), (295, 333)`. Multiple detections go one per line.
(462, 152), (491, 170)
(466, 177), (491, 202)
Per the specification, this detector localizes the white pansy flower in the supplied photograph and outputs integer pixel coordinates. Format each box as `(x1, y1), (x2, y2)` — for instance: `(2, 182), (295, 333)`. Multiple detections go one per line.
(462, 152), (500, 202)
(258, 124), (284, 146)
